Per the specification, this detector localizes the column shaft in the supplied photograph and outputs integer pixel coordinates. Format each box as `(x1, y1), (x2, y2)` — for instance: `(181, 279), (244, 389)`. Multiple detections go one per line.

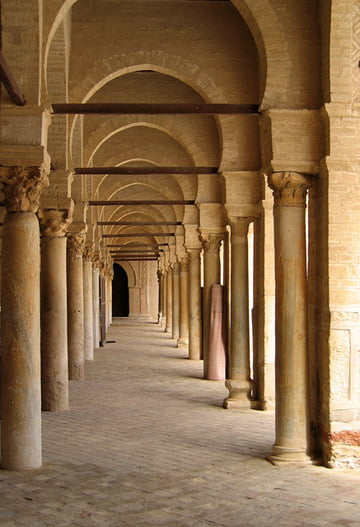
(83, 256), (94, 360)
(1, 212), (42, 469)
(178, 259), (189, 347)
(165, 268), (173, 333)
(224, 218), (253, 409)
(67, 235), (85, 380)
(41, 235), (69, 411)
(202, 234), (222, 378)
(92, 265), (100, 348)
(188, 249), (202, 360)
(172, 263), (180, 340)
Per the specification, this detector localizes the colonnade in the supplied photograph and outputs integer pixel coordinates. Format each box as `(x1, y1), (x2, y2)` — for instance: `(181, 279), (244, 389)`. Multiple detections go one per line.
(0, 165), (314, 469)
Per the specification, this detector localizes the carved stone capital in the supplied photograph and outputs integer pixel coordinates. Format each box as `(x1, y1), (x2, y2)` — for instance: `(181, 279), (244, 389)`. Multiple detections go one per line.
(229, 216), (253, 243)
(38, 208), (73, 238)
(267, 172), (314, 208)
(171, 261), (180, 273)
(200, 232), (223, 254)
(178, 255), (189, 271)
(0, 165), (49, 212)
(84, 242), (95, 262)
(67, 233), (85, 259)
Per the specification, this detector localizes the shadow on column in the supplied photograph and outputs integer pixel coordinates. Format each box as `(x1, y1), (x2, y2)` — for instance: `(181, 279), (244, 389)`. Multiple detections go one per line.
(112, 263), (129, 317)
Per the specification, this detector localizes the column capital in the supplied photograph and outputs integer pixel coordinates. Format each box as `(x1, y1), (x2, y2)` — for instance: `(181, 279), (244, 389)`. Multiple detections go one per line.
(171, 261), (180, 273)
(178, 255), (189, 271)
(0, 165), (49, 212)
(84, 242), (95, 262)
(38, 207), (73, 238)
(267, 172), (314, 208)
(200, 232), (223, 253)
(67, 233), (86, 259)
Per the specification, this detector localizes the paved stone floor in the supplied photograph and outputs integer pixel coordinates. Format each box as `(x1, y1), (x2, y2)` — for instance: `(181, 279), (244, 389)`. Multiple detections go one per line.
(1, 319), (360, 526)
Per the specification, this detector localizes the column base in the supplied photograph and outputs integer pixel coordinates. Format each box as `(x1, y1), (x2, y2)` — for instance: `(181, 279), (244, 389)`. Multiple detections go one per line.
(223, 379), (253, 409)
(177, 339), (188, 349)
(266, 445), (312, 465)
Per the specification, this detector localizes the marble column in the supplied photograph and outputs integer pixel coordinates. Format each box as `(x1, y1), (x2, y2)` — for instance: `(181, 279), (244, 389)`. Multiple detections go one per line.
(267, 172), (313, 464)
(224, 216), (253, 409)
(178, 256), (189, 347)
(165, 267), (173, 334)
(162, 270), (167, 329)
(172, 261), (180, 340)
(0, 165), (48, 470)
(92, 257), (100, 348)
(83, 244), (94, 360)
(39, 209), (71, 411)
(201, 233), (223, 379)
(187, 248), (202, 360)
(67, 233), (85, 380)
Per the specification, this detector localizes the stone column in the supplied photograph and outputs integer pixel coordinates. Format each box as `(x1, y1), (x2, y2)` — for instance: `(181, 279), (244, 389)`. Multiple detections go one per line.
(165, 267), (173, 334)
(0, 165), (49, 470)
(178, 256), (189, 347)
(83, 244), (94, 360)
(224, 216), (253, 409)
(92, 254), (100, 349)
(172, 261), (180, 340)
(187, 248), (202, 360)
(67, 233), (85, 380)
(161, 269), (167, 329)
(267, 172), (313, 464)
(201, 233), (223, 379)
(39, 208), (72, 411)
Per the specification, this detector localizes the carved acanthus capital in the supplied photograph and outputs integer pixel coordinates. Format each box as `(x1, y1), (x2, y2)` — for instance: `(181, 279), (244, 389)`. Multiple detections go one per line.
(84, 242), (95, 262)
(171, 261), (180, 273)
(67, 233), (85, 259)
(38, 208), (73, 238)
(200, 232), (223, 254)
(229, 216), (253, 242)
(0, 165), (49, 212)
(267, 172), (314, 208)
(178, 255), (189, 272)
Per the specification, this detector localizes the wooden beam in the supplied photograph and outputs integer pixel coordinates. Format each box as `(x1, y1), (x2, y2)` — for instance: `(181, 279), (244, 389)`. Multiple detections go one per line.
(103, 233), (175, 238)
(114, 258), (158, 262)
(52, 103), (259, 115)
(0, 51), (26, 106)
(98, 221), (181, 226)
(75, 166), (217, 175)
(89, 200), (194, 206)
(107, 243), (168, 248)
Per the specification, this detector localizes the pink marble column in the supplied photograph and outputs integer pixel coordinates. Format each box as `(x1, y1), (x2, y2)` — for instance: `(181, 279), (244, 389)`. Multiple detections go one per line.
(267, 172), (313, 464)
(201, 233), (223, 379)
(0, 165), (48, 470)
(39, 209), (71, 411)
(187, 248), (202, 360)
(178, 256), (189, 347)
(224, 216), (253, 409)
(67, 233), (85, 380)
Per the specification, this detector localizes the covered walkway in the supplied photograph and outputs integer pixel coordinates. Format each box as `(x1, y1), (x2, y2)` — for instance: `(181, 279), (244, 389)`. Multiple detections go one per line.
(1, 320), (360, 526)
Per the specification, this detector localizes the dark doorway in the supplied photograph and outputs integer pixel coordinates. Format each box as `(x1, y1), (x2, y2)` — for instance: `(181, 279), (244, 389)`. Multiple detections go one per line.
(112, 263), (129, 317)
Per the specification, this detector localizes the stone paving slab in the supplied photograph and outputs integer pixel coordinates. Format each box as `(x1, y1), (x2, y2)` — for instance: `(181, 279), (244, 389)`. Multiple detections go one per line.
(1, 319), (360, 526)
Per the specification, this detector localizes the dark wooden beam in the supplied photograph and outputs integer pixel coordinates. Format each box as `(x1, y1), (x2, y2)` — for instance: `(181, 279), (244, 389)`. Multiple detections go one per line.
(103, 233), (175, 238)
(107, 243), (168, 248)
(0, 51), (26, 106)
(52, 103), (258, 115)
(89, 200), (194, 206)
(75, 166), (217, 175)
(98, 221), (181, 226)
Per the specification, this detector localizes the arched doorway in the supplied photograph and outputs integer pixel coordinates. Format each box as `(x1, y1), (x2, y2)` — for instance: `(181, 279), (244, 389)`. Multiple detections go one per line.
(112, 263), (129, 317)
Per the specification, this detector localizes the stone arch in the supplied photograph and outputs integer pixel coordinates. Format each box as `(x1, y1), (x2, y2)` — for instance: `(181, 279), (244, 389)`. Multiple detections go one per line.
(118, 262), (136, 289)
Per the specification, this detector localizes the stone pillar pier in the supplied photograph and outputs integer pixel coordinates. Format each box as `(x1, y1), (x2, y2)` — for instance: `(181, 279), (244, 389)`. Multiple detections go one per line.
(267, 172), (313, 464)
(187, 248), (202, 360)
(83, 244), (94, 360)
(67, 233), (85, 380)
(162, 270), (167, 328)
(201, 233), (223, 379)
(178, 256), (189, 347)
(39, 208), (72, 411)
(92, 254), (100, 348)
(172, 262), (180, 340)
(165, 267), (173, 333)
(224, 216), (253, 409)
(0, 164), (49, 470)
